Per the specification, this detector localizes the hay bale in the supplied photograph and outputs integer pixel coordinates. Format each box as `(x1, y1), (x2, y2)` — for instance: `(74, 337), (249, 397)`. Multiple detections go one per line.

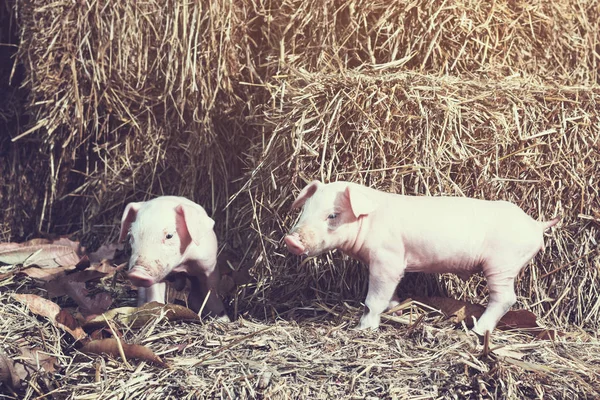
(6, 0), (598, 236)
(0, 0), (36, 241)
(235, 69), (600, 328)
(10, 0), (249, 239)
(245, 0), (599, 83)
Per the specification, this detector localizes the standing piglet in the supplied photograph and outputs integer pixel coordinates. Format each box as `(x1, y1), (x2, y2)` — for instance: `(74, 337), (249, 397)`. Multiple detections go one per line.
(120, 196), (227, 320)
(284, 180), (559, 337)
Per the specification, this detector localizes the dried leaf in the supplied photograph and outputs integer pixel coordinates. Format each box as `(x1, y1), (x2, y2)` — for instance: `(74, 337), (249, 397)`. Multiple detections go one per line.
(62, 281), (113, 316)
(0, 243), (80, 268)
(19, 266), (72, 281)
(0, 351), (20, 389)
(83, 302), (199, 330)
(413, 296), (485, 326)
(87, 243), (119, 263)
(42, 263), (116, 316)
(55, 309), (88, 341)
(497, 309), (539, 329)
(18, 347), (57, 374)
(80, 339), (168, 368)
(44, 268), (109, 295)
(12, 294), (88, 341)
(12, 293), (61, 320)
(413, 296), (563, 338)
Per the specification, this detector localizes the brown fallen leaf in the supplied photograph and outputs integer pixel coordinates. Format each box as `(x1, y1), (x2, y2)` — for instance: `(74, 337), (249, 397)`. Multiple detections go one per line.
(413, 296), (563, 339)
(12, 293), (61, 320)
(497, 309), (562, 340)
(0, 242), (80, 268)
(13, 347), (58, 380)
(89, 328), (112, 341)
(11, 294), (88, 342)
(42, 262), (117, 316)
(19, 266), (73, 282)
(55, 309), (89, 342)
(80, 339), (168, 368)
(0, 351), (20, 390)
(83, 302), (199, 330)
(62, 281), (113, 317)
(22, 257), (116, 289)
(87, 243), (120, 264)
(413, 296), (485, 326)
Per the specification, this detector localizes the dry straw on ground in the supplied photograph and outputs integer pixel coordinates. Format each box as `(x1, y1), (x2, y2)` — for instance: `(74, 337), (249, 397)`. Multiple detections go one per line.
(1, 287), (599, 399)
(1, 0), (600, 397)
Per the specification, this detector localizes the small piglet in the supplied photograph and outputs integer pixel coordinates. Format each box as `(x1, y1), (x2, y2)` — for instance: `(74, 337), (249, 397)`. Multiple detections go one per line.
(284, 180), (559, 336)
(120, 196), (227, 320)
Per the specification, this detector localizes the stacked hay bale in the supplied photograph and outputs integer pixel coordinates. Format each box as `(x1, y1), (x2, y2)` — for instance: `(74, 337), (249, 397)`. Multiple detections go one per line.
(9, 0), (250, 241)
(5, 0), (600, 328)
(233, 0), (600, 328)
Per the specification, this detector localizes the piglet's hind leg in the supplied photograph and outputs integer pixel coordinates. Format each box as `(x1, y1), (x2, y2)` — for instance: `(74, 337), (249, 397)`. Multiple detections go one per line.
(473, 276), (517, 336)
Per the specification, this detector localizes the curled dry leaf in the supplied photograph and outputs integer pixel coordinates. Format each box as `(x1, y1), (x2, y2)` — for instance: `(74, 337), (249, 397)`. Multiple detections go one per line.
(83, 302), (199, 330)
(11, 294), (88, 342)
(497, 309), (562, 340)
(80, 339), (168, 368)
(24, 258), (116, 290)
(55, 309), (89, 342)
(51, 279), (113, 317)
(413, 296), (562, 339)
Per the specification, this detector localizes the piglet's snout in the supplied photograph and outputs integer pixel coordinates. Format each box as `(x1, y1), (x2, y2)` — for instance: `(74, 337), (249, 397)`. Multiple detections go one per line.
(284, 232), (306, 255)
(128, 267), (155, 288)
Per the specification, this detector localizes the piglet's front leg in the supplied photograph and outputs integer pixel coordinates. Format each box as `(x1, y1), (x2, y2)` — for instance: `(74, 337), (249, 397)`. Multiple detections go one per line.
(357, 261), (405, 330)
(137, 283), (167, 307)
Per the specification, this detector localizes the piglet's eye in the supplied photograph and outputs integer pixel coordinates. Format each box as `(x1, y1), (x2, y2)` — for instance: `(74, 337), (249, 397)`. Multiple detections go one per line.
(328, 213), (338, 220)
(166, 233), (174, 239)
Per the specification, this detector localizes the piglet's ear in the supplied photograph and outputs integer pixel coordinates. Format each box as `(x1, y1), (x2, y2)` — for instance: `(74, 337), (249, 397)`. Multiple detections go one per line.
(119, 202), (143, 243)
(175, 204), (215, 246)
(344, 185), (377, 218)
(291, 180), (322, 209)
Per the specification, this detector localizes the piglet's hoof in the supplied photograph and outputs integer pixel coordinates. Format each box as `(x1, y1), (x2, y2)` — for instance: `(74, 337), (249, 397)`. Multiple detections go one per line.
(214, 314), (231, 323)
(354, 319), (379, 331)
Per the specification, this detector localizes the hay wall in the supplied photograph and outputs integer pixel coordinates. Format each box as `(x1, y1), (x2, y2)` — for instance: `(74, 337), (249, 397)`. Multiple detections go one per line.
(7, 0), (251, 241)
(237, 70), (600, 328)
(3, 0), (600, 328)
